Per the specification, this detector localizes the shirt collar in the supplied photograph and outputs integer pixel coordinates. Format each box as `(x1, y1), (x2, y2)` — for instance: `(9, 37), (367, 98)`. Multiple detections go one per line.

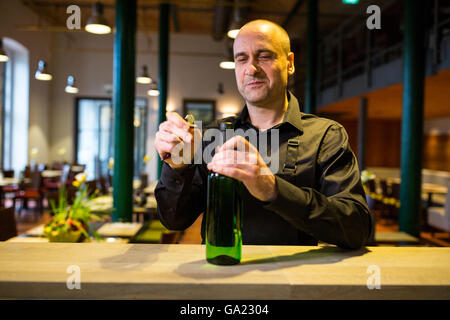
(235, 91), (303, 133)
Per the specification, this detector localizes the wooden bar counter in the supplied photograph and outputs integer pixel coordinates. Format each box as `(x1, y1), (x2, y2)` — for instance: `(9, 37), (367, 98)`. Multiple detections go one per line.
(0, 242), (449, 299)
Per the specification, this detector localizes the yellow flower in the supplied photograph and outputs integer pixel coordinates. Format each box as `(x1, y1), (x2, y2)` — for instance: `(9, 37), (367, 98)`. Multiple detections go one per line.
(143, 155), (150, 163)
(108, 157), (114, 169)
(75, 172), (87, 183)
(72, 180), (80, 187)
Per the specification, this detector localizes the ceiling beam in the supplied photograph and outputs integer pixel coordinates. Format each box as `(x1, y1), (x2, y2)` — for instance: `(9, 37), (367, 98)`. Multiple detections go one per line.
(21, 0), (63, 25)
(22, 1), (352, 18)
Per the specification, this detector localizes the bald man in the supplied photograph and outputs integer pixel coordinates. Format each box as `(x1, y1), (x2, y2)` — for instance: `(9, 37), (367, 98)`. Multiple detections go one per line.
(154, 20), (372, 249)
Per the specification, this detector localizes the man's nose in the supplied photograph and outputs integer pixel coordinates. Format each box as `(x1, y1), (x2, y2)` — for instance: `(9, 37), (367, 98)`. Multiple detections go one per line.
(245, 60), (260, 76)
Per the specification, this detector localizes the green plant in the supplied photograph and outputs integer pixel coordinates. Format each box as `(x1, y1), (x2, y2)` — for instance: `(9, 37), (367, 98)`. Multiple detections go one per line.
(44, 174), (106, 242)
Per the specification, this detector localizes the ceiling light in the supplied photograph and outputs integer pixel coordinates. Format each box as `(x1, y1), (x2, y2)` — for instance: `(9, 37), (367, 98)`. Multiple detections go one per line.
(85, 2), (111, 34)
(65, 75), (79, 94)
(219, 46), (235, 69)
(227, 28), (240, 39)
(0, 38), (8, 62)
(227, 0), (250, 39)
(35, 60), (52, 81)
(147, 83), (160, 96)
(219, 61), (235, 69)
(136, 65), (152, 84)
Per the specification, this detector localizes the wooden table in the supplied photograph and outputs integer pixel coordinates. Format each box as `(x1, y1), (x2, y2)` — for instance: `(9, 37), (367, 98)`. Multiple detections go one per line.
(0, 243), (449, 299)
(8, 221), (144, 242)
(375, 231), (420, 245)
(0, 177), (20, 187)
(422, 183), (448, 207)
(86, 195), (157, 211)
(41, 170), (62, 178)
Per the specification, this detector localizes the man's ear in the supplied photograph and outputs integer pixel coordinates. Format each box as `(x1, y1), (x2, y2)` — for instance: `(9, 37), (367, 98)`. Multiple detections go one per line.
(287, 52), (295, 75)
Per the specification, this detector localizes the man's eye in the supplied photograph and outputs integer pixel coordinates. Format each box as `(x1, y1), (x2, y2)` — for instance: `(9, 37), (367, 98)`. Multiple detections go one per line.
(236, 57), (247, 63)
(259, 55), (271, 59)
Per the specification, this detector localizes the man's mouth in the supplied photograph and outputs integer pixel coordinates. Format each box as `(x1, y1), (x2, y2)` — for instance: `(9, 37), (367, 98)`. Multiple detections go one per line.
(246, 80), (265, 87)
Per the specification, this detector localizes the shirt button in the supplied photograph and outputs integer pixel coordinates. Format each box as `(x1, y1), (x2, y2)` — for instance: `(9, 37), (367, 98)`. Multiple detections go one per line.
(175, 179), (182, 185)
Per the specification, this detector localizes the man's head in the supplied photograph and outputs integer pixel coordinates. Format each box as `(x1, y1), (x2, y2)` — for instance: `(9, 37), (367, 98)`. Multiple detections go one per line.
(233, 19), (295, 108)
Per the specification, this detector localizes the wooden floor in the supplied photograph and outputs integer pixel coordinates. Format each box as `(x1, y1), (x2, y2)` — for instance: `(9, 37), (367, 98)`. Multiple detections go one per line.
(8, 199), (448, 246)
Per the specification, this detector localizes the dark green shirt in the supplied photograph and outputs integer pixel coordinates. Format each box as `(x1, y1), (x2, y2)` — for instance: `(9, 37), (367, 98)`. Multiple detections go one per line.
(155, 92), (371, 249)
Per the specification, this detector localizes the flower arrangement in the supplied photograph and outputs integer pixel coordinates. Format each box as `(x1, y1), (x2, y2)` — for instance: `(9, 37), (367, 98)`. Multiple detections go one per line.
(43, 173), (106, 242)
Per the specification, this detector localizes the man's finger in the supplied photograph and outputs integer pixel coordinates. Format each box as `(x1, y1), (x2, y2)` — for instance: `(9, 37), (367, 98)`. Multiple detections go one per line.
(220, 135), (258, 153)
(211, 150), (257, 165)
(208, 161), (258, 174)
(155, 140), (177, 158)
(166, 112), (189, 130)
(163, 121), (192, 143)
(156, 131), (182, 144)
(209, 164), (250, 182)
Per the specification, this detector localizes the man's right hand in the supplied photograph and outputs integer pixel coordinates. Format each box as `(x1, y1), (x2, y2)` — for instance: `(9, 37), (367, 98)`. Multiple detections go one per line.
(155, 112), (201, 170)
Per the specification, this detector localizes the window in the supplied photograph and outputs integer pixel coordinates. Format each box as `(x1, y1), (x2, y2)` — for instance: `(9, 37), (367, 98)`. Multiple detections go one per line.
(75, 97), (148, 179)
(0, 38), (29, 176)
(76, 98), (112, 179)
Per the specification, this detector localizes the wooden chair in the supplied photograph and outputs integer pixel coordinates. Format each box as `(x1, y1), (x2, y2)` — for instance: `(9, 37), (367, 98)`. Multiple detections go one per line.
(379, 179), (394, 220)
(13, 171), (44, 220)
(67, 164), (85, 183)
(98, 176), (109, 195)
(389, 182), (401, 219)
(86, 180), (98, 197)
(65, 185), (77, 205)
(428, 187), (450, 232)
(140, 173), (149, 189)
(1, 169), (19, 206)
(23, 166), (31, 179)
(423, 189), (450, 246)
(107, 174), (113, 189)
(2, 170), (15, 178)
(0, 206), (17, 241)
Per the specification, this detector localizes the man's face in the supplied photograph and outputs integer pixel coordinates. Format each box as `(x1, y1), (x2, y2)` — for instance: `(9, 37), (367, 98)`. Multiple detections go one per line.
(233, 26), (294, 107)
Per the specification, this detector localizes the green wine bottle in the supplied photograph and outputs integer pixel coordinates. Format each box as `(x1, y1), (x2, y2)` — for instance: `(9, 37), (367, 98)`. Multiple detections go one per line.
(205, 121), (243, 265)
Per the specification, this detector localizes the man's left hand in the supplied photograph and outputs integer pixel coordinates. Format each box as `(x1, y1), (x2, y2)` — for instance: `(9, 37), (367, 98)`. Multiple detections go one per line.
(207, 135), (277, 202)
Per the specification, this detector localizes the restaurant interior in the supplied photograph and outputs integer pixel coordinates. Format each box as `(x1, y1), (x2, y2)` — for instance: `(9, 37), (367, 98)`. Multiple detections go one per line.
(0, 0), (449, 301)
(0, 0), (449, 247)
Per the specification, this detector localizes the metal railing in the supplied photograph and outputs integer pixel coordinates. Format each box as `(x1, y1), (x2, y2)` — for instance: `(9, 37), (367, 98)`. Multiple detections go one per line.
(317, 0), (450, 95)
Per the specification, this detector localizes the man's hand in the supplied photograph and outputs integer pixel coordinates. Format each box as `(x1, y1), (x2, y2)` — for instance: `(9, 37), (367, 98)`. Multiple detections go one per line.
(155, 112), (201, 170)
(207, 135), (277, 202)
